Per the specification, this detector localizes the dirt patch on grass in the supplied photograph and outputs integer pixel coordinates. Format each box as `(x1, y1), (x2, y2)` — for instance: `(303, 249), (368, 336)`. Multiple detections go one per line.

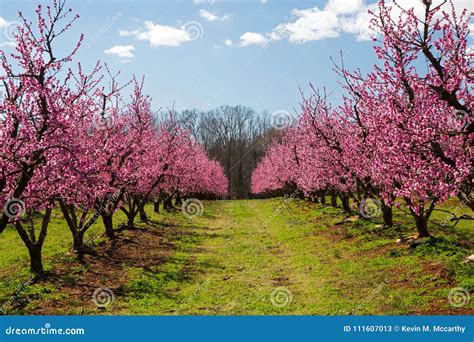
(272, 276), (290, 286)
(411, 261), (473, 315)
(422, 261), (452, 282)
(307, 224), (354, 243)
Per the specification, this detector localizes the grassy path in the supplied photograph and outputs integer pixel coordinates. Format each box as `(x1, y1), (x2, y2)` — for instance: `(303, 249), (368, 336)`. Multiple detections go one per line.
(0, 198), (472, 314)
(168, 199), (362, 315)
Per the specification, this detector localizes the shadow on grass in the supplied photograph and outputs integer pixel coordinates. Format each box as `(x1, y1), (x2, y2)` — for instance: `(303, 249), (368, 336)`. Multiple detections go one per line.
(1, 217), (220, 314)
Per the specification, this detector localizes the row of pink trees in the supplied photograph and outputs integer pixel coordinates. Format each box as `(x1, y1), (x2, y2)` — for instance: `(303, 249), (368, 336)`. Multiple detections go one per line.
(252, 0), (472, 238)
(0, 0), (227, 276)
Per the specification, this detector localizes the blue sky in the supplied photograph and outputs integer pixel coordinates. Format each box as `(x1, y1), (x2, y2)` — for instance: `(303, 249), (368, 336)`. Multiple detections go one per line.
(0, 0), (473, 115)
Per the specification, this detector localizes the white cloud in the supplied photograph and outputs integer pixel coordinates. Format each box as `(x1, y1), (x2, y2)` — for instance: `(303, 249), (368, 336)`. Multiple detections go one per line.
(199, 9), (229, 22)
(194, 0), (215, 4)
(274, 7), (340, 43)
(0, 17), (8, 29)
(238, 0), (368, 46)
(339, 3), (379, 41)
(260, 0), (268, 4)
(104, 45), (135, 59)
(120, 21), (195, 47)
(469, 23), (474, 36)
(325, 0), (363, 15)
(224, 39), (233, 46)
(239, 32), (269, 47)
(272, 0), (377, 43)
(238, 0), (474, 46)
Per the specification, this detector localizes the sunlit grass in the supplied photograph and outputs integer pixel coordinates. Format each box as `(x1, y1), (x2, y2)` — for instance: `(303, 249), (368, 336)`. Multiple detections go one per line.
(0, 198), (472, 315)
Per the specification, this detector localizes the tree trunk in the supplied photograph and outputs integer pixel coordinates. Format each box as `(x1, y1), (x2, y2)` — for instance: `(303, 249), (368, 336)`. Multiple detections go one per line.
(164, 197), (174, 212)
(153, 200), (160, 213)
(341, 194), (351, 213)
(28, 246), (44, 276)
(102, 213), (115, 240)
(59, 201), (90, 257)
(320, 195), (326, 205)
(330, 193), (338, 207)
(71, 229), (97, 258)
(175, 194), (182, 206)
(415, 216), (431, 238)
(14, 208), (51, 277)
(381, 204), (393, 227)
(72, 230), (85, 252)
(139, 204), (148, 221)
(127, 213), (135, 227)
(406, 200), (435, 238)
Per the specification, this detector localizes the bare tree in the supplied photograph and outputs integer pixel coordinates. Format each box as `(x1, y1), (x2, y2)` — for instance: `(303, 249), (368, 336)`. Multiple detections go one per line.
(171, 106), (278, 199)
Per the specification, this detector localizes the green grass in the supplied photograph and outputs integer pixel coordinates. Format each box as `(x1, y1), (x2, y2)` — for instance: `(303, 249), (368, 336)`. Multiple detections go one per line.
(0, 198), (472, 315)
